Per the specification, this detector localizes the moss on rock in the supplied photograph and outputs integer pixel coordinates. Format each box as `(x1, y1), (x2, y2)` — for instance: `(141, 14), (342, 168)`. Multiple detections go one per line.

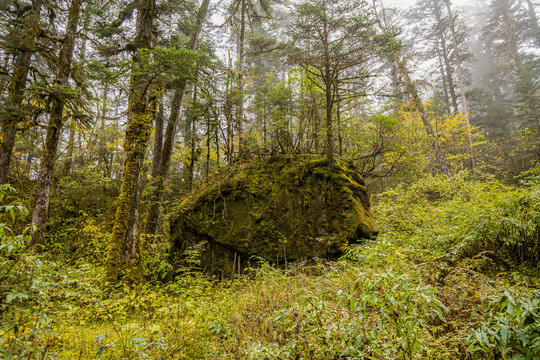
(170, 155), (378, 276)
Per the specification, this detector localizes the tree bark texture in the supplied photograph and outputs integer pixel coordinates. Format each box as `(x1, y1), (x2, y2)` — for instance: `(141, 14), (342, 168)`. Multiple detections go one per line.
(435, 39), (450, 105)
(31, 0), (82, 245)
(106, 0), (156, 281)
(0, 0), (43, 185)
(322, 1), (335, 165)
(97, 85), (109, 172)
(185, 88), (197, 192)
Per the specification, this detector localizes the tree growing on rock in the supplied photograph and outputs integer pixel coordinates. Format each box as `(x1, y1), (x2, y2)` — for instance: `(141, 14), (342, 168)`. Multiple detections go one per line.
(287, 0), (400, 164)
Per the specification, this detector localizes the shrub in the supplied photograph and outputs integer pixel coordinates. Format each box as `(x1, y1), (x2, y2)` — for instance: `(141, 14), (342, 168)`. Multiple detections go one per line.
(373, 172), (540, 274)
(467, 290), (540, 359)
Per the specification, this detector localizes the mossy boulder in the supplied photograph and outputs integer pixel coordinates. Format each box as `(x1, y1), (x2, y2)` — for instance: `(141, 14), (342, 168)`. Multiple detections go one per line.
(170, 156), (378, 276)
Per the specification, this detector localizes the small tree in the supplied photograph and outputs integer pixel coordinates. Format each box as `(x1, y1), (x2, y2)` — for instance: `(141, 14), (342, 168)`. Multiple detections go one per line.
(287, 0), (400, 164)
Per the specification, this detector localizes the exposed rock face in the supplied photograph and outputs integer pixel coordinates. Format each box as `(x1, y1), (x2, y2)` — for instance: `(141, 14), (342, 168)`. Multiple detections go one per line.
(170, 156), (378, 275)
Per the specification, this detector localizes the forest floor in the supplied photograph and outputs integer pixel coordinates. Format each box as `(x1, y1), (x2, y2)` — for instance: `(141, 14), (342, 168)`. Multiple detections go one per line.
(2, 173), (539, 359)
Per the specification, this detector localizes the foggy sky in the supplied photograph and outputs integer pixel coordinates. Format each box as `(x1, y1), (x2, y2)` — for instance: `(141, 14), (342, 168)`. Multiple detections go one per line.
(384, 0), (476, 9)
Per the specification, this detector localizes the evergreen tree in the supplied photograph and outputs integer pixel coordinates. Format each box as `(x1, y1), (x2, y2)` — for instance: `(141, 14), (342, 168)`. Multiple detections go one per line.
(288, 0), (400, 164)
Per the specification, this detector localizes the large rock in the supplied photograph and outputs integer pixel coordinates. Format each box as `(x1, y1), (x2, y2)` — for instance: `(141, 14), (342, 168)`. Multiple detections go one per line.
(170, 156), (378, 275)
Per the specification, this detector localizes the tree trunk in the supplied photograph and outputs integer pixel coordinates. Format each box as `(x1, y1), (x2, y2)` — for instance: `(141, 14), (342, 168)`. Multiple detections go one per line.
(313, 103), (320, 154)
(144, 0), (209, 235)
(97, 85), (109, 172)
(214, 111), (220, 168)
(398, 57), (449, 175)
(444, 0), (474, 171)
(435, 39), (450, 106)
(433, 0), (459, 114)
(106, 0), (156, 281)
(205, 113), (211, 182)
(63, 119), (76, 176)
(31, 0), (82, 245)
(322, 0), (334, 165)
(62, 11), (92, 176)
(324, 72), (334, 164)
(185, 87), (197, 192)
(151, 96), (164, 178)
(226, 57), (234, 163)
(236, 0), (246, 157)
(0, 0), (43, 185)
(337, 98), (343, 157)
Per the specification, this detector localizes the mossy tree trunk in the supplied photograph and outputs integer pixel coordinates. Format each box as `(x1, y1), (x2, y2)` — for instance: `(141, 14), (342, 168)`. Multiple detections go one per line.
(144, 0), (209, 235)
(0, 0), (43, 185)
(185, 87), (198, 191)
(31, 0), (82, 245)
(106, 0), (156, 281)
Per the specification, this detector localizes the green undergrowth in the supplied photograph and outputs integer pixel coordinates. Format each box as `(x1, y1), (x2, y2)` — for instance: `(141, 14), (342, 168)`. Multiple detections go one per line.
(1, 174), (539, 359)
(373, 171), (540, 275)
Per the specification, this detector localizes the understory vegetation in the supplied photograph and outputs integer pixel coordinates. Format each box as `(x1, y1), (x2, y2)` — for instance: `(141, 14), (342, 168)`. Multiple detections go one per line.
(2, 172), (539, 359)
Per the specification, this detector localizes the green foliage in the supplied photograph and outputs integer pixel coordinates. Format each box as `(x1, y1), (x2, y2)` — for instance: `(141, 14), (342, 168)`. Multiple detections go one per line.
(238, 270), (449, 359)
(467, 290), (540, 359)
(139, 46), (202, 85)
(140, 233), (174, 282)
(351, 110), (431, 179)
(517, 162), (540, 187)
(458, 185), (540, 270)
(1, 170), (538, 359)
(47, 165), (119, 263)
(373, 172), (540, 273)
(0, 185), (57, 359)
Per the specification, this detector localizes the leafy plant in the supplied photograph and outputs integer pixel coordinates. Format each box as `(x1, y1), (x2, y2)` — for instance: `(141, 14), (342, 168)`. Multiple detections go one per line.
(0, 185), (58, 359)
(467, 290), (540, 359)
